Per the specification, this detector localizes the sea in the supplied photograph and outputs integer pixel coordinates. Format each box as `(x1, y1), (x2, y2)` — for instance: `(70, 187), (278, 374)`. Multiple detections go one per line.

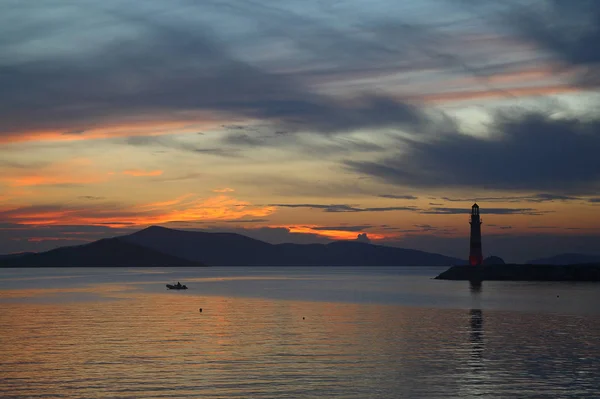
(1, 266), (599, 398)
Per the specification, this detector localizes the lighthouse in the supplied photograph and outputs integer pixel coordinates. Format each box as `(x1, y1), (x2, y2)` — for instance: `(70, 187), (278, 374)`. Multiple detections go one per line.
(469, 203), (483, 266)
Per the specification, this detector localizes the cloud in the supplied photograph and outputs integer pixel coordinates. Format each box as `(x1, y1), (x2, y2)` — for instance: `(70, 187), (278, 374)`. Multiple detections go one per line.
(212, 188), (235, 193)
(124, 135), (243, 158)
(0, 158), (108, 187)
(0, 194), (275, 227)
(222, 218), (269, 223)
(378, 194), (418, 200)
(218, 131), (386, 157)
(152, 172), (203, 182)
(441, 193), (582, 203)
(122, 169), (163, 177)
(356, 233), (371, 243)
(457, 1), (600, 87)
(420, 207), (547, 215)
(416, 84), (581, 104)
(272, 202), (548, 215)
(0, 1), (444, 141)
(271, 203), (418, 213)
(507, 1), (600, 87)
(312, 225), (374, 232)
(345, 111), (600, 194)
(78, 196), (105, 200)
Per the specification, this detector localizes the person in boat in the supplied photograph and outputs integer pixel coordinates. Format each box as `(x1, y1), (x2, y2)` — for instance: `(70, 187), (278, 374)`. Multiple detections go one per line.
(176, 282), (182, 288)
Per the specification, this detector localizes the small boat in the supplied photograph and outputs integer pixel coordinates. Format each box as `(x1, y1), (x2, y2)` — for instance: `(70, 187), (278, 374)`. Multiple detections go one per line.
(166, 283), (188, 290)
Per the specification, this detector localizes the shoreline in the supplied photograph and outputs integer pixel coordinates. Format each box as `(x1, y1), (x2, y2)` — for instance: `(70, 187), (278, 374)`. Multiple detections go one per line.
(435, 264), (600, 282)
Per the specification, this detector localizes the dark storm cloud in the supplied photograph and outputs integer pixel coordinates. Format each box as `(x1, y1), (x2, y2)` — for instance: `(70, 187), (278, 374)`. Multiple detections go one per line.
(378, 0), (600, 194)
(346, 111), (600, 194)
(271, 203), (418, 213)
(0, 1), (436, 137)
(457, 0), (600, 87)
(508, 0), (600, 86)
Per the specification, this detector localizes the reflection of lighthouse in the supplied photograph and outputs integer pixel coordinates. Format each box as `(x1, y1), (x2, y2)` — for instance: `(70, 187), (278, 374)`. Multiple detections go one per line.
(469, 309), (484, 362)
(469, 203), (483, 266)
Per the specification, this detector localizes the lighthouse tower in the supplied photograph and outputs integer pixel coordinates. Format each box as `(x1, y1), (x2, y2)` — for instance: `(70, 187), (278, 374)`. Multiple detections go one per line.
(469, 203), (483, 266)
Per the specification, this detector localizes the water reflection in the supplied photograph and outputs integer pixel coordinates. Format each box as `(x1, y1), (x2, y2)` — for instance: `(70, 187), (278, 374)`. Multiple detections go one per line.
(2, 271), (600, 398)
(469, 280), (484, 368)
(469, 309), (484, 360)
(469, 280), (482, 294)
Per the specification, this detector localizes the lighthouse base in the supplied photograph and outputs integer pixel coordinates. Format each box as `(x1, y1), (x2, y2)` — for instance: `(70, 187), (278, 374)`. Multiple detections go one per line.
(469, 255), (483, 266)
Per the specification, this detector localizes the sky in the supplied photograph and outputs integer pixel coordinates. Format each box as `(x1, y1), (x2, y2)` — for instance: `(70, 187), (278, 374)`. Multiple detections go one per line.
(1, 0), (600, 262)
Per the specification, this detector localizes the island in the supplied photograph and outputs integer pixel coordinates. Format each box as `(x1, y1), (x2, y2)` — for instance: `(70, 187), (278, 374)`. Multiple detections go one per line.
(435, 264), (600, 282)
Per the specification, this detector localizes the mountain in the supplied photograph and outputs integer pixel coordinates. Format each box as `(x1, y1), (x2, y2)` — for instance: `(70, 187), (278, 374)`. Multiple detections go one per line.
(527, 253), (600, 265)
(122, 226), (464, 266)
(483, 256), (505, 265)
(0, 252), (34, 260)
(0, 237), (202, 267)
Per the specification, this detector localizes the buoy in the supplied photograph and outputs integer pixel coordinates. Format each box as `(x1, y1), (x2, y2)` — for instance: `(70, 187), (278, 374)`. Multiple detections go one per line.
(302, 317), (305, 320)
(199, 308), (203, 312)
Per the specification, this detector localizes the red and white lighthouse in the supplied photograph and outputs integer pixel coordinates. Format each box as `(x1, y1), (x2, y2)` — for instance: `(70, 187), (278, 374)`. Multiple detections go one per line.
(469, 203), (483, 266)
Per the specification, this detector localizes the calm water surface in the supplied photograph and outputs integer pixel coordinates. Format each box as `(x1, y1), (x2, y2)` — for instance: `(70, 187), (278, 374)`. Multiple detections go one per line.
(1, 267), (599, 398)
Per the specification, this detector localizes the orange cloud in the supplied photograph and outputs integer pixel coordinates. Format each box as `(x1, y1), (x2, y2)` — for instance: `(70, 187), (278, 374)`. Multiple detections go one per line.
(212, 188), (235, 193)
(1, 158), (108, 187)
(0, 117), (223, 145)
(283, 225), (390, 241)
(138, 194), (196, 210)
(1, 194), (276, 228)
(122, 169), (163, 177)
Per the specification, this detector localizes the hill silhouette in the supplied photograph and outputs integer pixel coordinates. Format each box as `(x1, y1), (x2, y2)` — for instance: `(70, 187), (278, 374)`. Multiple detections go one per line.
(527, 253), (600, 265)
(483, 256), (505, 265)
(0, 237), (202, 267)
(0, 252), (34, 260)
(122, 226), (464, 266)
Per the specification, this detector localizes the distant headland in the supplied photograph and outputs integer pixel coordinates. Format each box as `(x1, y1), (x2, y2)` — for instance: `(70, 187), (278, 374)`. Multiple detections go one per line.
(435, 264), (600, 282)
(435, 203), (600, 282)
(0, 225), (464, 268)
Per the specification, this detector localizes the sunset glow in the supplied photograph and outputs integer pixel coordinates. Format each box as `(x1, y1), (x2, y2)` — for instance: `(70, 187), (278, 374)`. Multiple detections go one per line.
(1, 0), (600, 261)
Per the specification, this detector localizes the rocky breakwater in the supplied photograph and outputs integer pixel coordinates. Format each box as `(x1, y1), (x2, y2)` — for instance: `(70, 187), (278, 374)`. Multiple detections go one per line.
(435, 264), (600, 281)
